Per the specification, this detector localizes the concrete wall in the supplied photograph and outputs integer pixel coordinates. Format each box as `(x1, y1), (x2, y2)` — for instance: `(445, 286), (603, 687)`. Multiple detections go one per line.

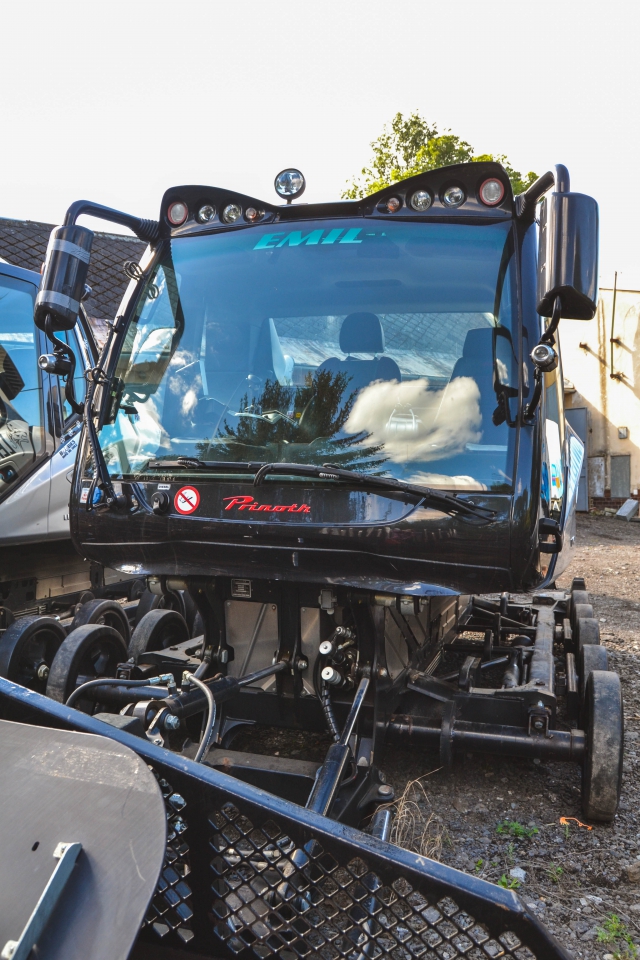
(561, 287), (640, 507)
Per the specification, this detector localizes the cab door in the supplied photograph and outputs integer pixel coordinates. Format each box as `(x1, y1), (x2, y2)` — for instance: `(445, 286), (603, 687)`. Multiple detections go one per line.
(0, 264), (54, 545)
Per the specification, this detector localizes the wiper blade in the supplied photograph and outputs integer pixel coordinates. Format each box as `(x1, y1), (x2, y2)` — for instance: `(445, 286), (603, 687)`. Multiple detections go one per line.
(146, 458), (266, 471)
(253, 462), (496, 523)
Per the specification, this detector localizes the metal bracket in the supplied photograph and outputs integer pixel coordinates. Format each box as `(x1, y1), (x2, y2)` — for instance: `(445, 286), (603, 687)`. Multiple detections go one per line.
(2, 841), (82, 960)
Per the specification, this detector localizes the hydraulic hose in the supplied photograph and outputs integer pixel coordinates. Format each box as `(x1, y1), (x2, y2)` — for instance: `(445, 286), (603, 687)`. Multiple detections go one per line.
(188, 674), (217, 762)
(66, 676), (170, 708)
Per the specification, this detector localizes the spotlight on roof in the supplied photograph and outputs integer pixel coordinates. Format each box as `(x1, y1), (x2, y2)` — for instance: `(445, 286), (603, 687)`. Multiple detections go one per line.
(274, 169), (306, 204)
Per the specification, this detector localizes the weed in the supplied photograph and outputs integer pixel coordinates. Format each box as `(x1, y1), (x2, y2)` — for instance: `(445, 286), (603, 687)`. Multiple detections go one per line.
(496, 820), (539, 839)
(386, 771), (447, 860)
(474, 859), (483, 873)
(498, 874), (520, 890)
(563, 823), (570, 841)
(596, 914), (637, 959)
(507, 842), (515, 864)
(546, 864), (563, 884)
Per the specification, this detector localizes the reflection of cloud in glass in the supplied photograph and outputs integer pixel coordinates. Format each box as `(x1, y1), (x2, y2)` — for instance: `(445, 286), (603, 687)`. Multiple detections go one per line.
(345, 377), (482, 463)
(404, 471), (488, 492)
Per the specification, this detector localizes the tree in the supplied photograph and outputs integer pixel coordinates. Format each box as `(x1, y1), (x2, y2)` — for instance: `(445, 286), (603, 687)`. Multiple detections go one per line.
(343, 111), (538, 199)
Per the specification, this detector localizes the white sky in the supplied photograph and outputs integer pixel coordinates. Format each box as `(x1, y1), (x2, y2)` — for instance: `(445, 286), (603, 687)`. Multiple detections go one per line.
(1, 0), (638, 288)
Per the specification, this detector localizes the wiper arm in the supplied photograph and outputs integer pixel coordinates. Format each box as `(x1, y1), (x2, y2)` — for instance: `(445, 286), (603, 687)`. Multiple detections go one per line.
(146, 458), (266, 471)
(253, 462), (496, 523)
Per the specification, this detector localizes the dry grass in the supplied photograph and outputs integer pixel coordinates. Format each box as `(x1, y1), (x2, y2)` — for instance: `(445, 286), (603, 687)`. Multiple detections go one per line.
(387, 769), (448, 860)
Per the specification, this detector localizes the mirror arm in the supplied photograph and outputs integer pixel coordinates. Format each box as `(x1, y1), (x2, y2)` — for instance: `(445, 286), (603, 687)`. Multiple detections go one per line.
(524, 296), (562, 420)
(515, 164), (570, 220)
(63, 200), (160, 245)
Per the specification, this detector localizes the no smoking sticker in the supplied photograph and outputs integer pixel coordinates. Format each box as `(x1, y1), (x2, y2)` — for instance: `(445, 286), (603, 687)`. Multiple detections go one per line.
(174, 486), (200, 515)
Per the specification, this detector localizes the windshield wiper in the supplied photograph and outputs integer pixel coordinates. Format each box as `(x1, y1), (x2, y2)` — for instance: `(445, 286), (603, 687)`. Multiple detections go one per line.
(253, 462), (496, 524)
(146, 458), (266, 471)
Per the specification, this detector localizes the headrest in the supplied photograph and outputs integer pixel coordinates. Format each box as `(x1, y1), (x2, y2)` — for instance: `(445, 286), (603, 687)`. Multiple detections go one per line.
(339, 313), (385, 355)
(461, 326), (494, 359)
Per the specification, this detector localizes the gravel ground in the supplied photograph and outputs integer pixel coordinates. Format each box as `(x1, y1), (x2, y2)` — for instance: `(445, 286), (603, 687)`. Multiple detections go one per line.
(234, 514), (640, 959)
(379, 514), (640, 960)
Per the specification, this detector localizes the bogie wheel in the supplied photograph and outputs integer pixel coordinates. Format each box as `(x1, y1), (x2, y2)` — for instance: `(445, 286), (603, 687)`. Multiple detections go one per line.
(579, 645), (609, 723)
(571, 588), (590, 608)
(575, 617), (600, 656)
(128, 609), (190, 663)
(46, 624), (128, 709)
(572, 604), (594, 633)
(0, 616), (66, 693)
(134, 589), (186, 627)
(70, 598), (131, 643)
(582, 670), (624, 821)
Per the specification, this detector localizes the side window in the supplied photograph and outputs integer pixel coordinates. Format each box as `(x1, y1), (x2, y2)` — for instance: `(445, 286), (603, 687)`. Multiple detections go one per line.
(0, 273), (47, 493)
(542, 330), (566, 516)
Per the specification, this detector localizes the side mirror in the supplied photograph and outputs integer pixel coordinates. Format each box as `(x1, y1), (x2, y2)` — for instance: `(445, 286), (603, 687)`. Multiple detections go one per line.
(537, 191), (599, 320)
(34, 225), (94, 332)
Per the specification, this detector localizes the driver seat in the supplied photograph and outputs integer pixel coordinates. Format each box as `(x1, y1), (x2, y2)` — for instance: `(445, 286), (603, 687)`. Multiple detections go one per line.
(318, 312), (401, 394)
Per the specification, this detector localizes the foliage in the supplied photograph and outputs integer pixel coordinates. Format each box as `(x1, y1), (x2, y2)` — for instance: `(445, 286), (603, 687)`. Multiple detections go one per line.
(474, 858), (484, 873)
(343, 111), (538, 199)
(596, 914), (637, 959)
(498, 874), (520, 889)
(546, 864), (563, 883)
(496, 820), (539, 839)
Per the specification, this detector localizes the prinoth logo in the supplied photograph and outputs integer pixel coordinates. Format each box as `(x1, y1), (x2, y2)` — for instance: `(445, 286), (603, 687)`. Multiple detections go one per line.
(223, 496), (310, 514)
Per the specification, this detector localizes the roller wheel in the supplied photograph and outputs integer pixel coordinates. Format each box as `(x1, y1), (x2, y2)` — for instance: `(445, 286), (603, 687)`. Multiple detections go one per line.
(0, 616), (66, 693)
(134, 588), (186, 626)
(579, 645), (609, 722)
(575, 617), (600, 656)
(192, 610), (204, 640)
(582, 670), (623, 821)
(128, 609), (190, 663)
(572, 602), (594, 629)
(47, 623), (128, 709)
(70, 598), (131, 643)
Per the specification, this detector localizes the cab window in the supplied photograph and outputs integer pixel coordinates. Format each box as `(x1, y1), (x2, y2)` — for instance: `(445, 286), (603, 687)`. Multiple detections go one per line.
(0, 273), (47, 492)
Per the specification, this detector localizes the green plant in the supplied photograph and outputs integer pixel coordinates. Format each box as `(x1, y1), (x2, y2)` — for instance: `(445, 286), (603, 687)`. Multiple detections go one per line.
(563, 823), (570, 840)
(546, 864), (563, 884)
(474, 859), (483, 873)
(507, 842), (515, 864)
(496, 820), (539, 839)
(498, 874), (520, 890)
(596, 914), (637, 959)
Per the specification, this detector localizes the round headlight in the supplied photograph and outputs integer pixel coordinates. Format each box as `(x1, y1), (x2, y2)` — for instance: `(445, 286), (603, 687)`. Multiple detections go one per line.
(222, 203), (242, 224)
(167, 201), (188, 225)
(442, 186), (465, 208)
(274, 168), (306, 200)
(197, 204), (216, 223)
(245, 207), (263, 222)
(386, 197), (402, 213)
(479, 178), (505, 206)
(410, 190), (432, 212)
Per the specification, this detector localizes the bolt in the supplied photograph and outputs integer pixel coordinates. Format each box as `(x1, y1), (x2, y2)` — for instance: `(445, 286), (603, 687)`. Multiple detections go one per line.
(378, 668), (388, 678)
(297, 659), (309, 671)
(533, 720), (544, 731)
(164, 714), (180, 731)
(378, 784), (393, 798)
(37, 663), (50, 680)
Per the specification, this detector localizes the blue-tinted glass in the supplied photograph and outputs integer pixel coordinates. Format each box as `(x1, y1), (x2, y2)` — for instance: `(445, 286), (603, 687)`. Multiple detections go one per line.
(101, 219), (517, 492)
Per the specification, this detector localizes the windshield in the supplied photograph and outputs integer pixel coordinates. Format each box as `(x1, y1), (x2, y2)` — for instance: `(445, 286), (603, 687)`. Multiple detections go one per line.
(100, 218), (518, 492)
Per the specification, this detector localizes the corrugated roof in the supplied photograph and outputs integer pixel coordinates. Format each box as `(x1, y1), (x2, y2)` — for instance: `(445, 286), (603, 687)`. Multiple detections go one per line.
(0, 217), (146, 332)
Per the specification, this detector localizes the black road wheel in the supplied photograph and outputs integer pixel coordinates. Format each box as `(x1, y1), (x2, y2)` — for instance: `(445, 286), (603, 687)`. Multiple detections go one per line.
(0, 616), (66, 693)
(133, 588), (186, 626)
(582, 670), (624, 821)
(579, 645), (609, 722)
(128, 609), (190, 663)
(46, 624), (128, 709)
(572, 602), (594, 630)
(192, 610), (204, 640)
(70, 598), (131, 643)
(571, 588), (590, 607)
(575, 617), (600, 656)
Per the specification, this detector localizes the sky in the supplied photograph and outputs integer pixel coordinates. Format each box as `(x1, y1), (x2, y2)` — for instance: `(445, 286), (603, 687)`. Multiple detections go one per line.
(1, 0), (638, 288)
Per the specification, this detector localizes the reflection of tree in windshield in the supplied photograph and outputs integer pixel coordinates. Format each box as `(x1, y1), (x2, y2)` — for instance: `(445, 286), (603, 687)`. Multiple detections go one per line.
(197, 369), (388, 471)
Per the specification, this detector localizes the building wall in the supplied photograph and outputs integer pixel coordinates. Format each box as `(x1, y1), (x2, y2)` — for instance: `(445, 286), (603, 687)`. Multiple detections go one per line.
(561, 287), (640, 507)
